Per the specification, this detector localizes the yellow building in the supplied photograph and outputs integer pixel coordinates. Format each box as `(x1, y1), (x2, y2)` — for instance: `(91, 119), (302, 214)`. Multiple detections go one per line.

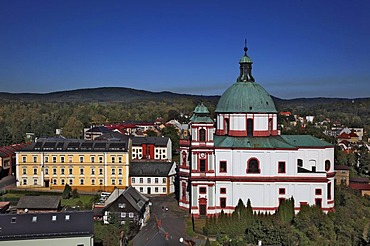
(16, 139), (130, 192)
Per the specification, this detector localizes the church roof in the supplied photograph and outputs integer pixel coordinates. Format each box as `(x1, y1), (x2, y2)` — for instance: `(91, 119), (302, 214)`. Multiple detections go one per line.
(214, 135), (333, 149)
(190, 103), (214, 123)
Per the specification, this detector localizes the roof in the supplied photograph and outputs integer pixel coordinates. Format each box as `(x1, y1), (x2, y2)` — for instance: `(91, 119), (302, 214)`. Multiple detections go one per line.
(349, 177), (369, 184)
(214, 135), (333, 149)
(349, 183), (370, 191)
(17, 195), (61, 210)
(215, 81), (277, 113)
(85, 126), (111, 133)
(0, 211), (93, 241)
(193, 103), (210, 114)
(132, 136), (170, 147)
(95, 132), (131, 141)
(130, 162), (176, 177)
(20, 139), (128, 152)
(104, 187), (149, 212)
(334, 165), (350, 170)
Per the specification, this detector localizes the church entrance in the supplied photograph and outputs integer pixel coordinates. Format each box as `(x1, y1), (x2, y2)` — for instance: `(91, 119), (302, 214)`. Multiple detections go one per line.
(199, 198), (207, 216)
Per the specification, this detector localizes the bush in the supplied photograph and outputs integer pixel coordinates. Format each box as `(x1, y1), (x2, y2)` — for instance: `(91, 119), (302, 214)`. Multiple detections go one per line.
(72, 188), (79, 198)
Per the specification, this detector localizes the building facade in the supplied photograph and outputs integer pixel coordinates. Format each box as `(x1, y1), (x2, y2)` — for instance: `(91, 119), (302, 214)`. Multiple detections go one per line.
(179, 46), (335, 217)
(16, 139), (129, 192)
(131, 137), (172, 162)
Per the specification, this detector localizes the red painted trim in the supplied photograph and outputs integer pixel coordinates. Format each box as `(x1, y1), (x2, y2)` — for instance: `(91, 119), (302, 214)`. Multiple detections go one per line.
(192, 183), (215, 186)
(328, 200), (334, 204)
(190, 176), (330, 183)
(191, 206), (198, 209)
(228, 130), (247, 137)
(326, 172), (336, 178)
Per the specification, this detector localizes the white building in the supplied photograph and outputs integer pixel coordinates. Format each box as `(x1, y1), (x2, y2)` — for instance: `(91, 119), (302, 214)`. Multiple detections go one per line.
(179, 46), (335, 217)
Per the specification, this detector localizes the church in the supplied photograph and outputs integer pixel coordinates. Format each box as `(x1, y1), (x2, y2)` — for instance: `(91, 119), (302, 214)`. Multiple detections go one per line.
(178, 45), (335, 217)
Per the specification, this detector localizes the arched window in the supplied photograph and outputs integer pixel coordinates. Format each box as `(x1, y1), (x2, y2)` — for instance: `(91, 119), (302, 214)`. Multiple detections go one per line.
(325, 160), (331, 172)
(247, 158), (260, 173)
(199, 129), (206, 142)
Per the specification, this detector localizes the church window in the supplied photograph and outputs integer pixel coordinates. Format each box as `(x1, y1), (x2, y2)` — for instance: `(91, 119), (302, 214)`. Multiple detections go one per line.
(220, 188), (226, 194)
(278, 162), (286, 173)
(315, 189), (322, 195)
(297, 159), (303, 167)
(247, 158), (260, 173)
(199, 187), (207, 194)
(220, 198), (226, 208)
(225, 118), (229, 135)
(279, 188), (285, 195)
(268, 118), (273, 135)
(247, 119), (253, 137)
(220, 161), (227, 172)
(200, 159), (206, 172)
(199, 129), (206, 142)
(325, 160), (331, 171)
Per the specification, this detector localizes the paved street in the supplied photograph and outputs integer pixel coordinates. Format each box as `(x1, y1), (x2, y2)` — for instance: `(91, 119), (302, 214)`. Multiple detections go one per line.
(132, 194), (192, 246)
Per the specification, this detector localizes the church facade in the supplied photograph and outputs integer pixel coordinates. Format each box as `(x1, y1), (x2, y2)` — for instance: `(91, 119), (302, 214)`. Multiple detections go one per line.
(178, 46), (335, 217)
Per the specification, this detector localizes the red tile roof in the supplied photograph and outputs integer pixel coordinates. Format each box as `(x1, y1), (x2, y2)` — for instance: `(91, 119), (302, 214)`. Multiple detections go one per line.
(349, 183), (370, 191)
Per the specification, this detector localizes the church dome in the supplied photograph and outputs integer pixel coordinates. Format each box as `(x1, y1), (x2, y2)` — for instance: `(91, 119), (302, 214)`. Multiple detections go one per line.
(215, 44), (277, 113)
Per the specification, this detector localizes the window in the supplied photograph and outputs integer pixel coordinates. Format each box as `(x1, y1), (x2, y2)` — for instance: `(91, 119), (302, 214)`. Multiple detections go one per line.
(99, 156), (103, 163)
(23, 179), (27, 185)
(33, 179), (37, 185)
(220, 198), (226, 208)
(118, 156), (122, 163)
(91, 179), (95, 185)
(163, 178), (166, 183)
(132, 178), (135, 183)
(315, 189), (322, 195)
(52, 215), (57, 221)
(247, 119), (253, 136)
(80, 168), (84, 175)
(69, 179), (73, 185)
(315, 198), (322, 208)
(91, 156), (95, 163)
(99, 168), (103, 175)
(200, 159), (206, 172)
(68, 156), (73, 163)
(147, 178), (151, 184)
(111, 156), (115, 163)
(91, 168), (95, 175)
(61, 179), (65, 185)
(297, 159), (303, 167)
(121, 212), (126, 218)
(155, 187), (158, 192)
(111, 179), (116, 185)
(118, 168), (122, 175)
(278, 161), (286, 173)
(32, 216), (37, 222)
(52, 179), (57, 185)
(327, 182), (331, 200)
(33, 168), (37, 175)
(220, 161), (227, 172)
(220, 188), (226, 194)
(23, 168), (26, 175)
(22, 156), (26, 163)
(53, 168), (57, 175)
(140, 178), (143, 183)
(80, 179), (84, 185)
(65, 215), (70, 221)
(11, 217), (16, 223)
(199, 129), (206, 141)
(247, 158), (260, 173)
(129, 212), (134, 218)
(118, 179), (122, 185)
(61, 156), (65, 163)
(279, 188), (285, 195)
(52, 156), (56, 163)
(140, 187), (143, 192)
(99, 179), (103, 185)
(44, 168), (49, 175)
(325, 160), (331, 172)
(199, 187), (207, 194)
(79, 156), (84, 163)
(61, 168), (65, 175)
(155, 178), (158, 183)
(33, 156), (37, 163)
(45, 156), (49, 163)
(118, 203), (126, 208)
(111, 168), (115, 175)
(163, 187), (166, 193)
(69, 168), (73, 175)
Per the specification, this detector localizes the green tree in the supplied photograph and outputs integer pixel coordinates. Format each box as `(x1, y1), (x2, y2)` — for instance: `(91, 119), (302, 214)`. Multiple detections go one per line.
(62, 116), (83, 138)
(62, 184), (72, 199)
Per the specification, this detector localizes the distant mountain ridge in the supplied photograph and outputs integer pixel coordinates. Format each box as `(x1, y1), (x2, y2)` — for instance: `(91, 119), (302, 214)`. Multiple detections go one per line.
(0, 87), (368, 106)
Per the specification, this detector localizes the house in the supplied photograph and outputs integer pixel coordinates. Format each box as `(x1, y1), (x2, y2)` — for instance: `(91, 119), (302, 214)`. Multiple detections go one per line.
(0, 143), (29, 179)
(337, 131), (360, 144)
(84, 126), (112, 140)
(349, 183), (370, 196)
(334, 165), (350, 185)
(129, 161), (177, 195)
(131, 136), (172, 161)
(16, 195), (61, 214)
(16, 138), (130, 192)
(179, 45), (335, 217)
(100, 186), (150, 225)
(0, 211), (94, 246)
(0, 202), (10, 214)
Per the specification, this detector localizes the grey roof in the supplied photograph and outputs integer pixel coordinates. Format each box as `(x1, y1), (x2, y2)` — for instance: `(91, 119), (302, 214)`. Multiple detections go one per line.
(132, 136), (170, 147)
(0, 211), (94, 241)
(20, 139), (128, 152)
(85, 126), (111, 133)
(95, 131), (131, 141)
(105, 186), (149, 212)
(17, 195), (61, 210)
(104, 188), (125, 206)
(130, 162), (175, 177)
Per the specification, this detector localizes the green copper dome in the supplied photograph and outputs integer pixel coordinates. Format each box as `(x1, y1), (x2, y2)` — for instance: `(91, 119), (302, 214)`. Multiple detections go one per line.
(240, 55), (252, 63)
(193, 103), (210, 114)
(215, 81), (277, 113)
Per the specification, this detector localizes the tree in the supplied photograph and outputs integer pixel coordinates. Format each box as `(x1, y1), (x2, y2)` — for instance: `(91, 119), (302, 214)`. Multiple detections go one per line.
(161, 125), (180, 153)
(62, 116), (83, 139)
(72, 188), (79, 198)
(62, 184), (72, 199)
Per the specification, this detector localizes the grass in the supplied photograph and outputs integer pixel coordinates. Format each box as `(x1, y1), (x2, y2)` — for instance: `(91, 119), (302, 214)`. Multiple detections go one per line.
(61, 194), (95, 207)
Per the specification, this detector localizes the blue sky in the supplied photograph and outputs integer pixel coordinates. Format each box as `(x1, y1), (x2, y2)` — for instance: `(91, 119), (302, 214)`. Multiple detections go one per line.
(1, 0), (369, 99)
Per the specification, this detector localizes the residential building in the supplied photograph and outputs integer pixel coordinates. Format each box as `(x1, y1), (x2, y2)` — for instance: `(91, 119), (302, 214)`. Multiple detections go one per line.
(0, 211), (94, 246)
(129, 161), (177, 195)
(179, 46), (335, 217)
(334, 165), (350, 186)
(84, 126), (112, 140)
(131, 136), (172, 161)
(99, 187), (150, 225)
(0, 144), (29, 179)
(16, 138), (129, 192)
